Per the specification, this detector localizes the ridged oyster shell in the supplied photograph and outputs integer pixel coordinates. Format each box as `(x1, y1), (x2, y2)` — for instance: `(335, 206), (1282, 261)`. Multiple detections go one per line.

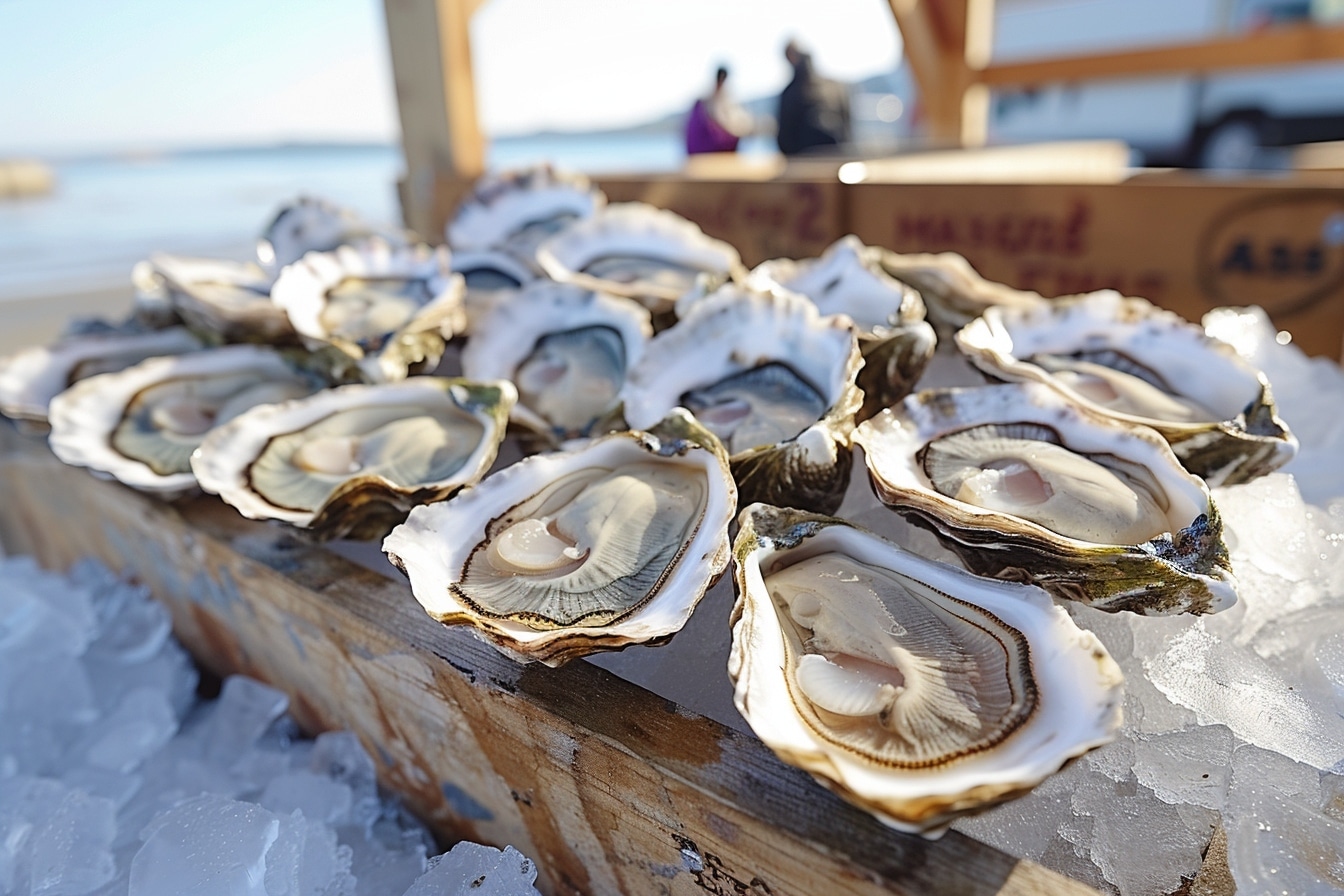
(47, 345), (323, 497)
(191, 377), (516, 540)
(535, 202), (743, 317)
(876, 250), (1048, 335)
(131, 256), (295, 345)
(270, 240), (465, 383)
(0, 327), (203, 425)
(447, 165), (606, 256)
(730, 504), (1124, 836)
(745, 235), (937, 421)
(452, 248), (539, 331)
(383, 410), (736, 666)
(462, 281), (650, 445)
(622, 286), (862, 515)
(258, 195), (410, 271)
(955, 290), (1296, 485)
(854, 383), (1237, 614)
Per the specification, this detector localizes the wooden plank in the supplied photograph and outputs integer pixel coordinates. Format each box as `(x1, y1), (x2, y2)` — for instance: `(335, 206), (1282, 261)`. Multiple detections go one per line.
(886, 0), (992, 147)
(978, 22), (1344, 88)
(382, 0), (486, 240)
(0, 425), (1098, 896)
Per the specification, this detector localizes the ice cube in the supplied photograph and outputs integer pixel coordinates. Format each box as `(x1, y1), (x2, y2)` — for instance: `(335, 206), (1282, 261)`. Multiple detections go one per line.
(129, 794), (280, 896)
(28, 786), (118, 896)
(261, 771), (354, 826)
(84, 686), (178, 773)
(198, 676), (289, 766)
(1131, 725), (1235, 810)
(402, 842), (541, 896)
(309, 732), (380, 829)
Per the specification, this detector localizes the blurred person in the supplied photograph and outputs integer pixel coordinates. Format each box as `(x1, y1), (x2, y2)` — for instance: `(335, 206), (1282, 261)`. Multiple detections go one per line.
(685, 65), (753, 155)
(776, 40), (852, 156)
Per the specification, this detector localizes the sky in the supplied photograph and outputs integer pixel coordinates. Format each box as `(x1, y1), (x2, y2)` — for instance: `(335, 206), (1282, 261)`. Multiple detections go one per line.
(0, 0), (902, 155)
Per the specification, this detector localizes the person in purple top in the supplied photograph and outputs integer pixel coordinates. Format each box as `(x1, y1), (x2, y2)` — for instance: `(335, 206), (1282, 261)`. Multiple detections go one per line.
(686, 66), (752, 155)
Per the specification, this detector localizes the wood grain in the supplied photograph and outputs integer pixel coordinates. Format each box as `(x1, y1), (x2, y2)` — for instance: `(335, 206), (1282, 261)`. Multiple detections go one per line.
(0, 424), (1100, 896)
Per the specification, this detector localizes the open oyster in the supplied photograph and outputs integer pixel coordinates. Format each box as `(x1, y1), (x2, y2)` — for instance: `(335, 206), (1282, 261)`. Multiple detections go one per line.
(535, 202), (744, 318)
(461, 281), (650, 445)
(0, 327), (203, 426)
(621, 286), (862, 515)
(955, 291), (1297, 486)
(854, 383), (1237, 615)
(730, 504), (1124, 836)
(746, 235), (937, 420)
(875, 250), (1047, 335)
(383, 410), (736, 666)
(451, 248), (539, 331)
(258, 195), (410, 271)
(447, 165), (606, 257)
(270, 240), (465, 383)
(47, 345), (323, 497)
(131, 256), (295, 345)
(192, 378), (515, 540)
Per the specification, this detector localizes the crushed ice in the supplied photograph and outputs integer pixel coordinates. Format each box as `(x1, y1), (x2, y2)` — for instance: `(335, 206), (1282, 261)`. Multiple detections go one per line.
(0, 557), (540, 896)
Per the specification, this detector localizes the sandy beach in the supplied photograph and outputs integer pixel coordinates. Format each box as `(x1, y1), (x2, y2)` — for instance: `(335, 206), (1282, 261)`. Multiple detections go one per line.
(0, 286), (138, 356)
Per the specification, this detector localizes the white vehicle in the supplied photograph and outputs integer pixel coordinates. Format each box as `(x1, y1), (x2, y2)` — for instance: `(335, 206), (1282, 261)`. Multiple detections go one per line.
(988, 0), (1344, 167)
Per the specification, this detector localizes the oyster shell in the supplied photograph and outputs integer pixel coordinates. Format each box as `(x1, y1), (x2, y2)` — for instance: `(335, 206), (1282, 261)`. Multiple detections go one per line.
(461, 281), (650, 444)
(383, 410), (736, 666)
(746, 236), (937, 421)
(47, 345), (323, 497)
(192, 378), (515, 540)
(131, 256), (295, 345)
(447, 165), (606, 257)
(875, 250), (1047, 335)
(955, 290), (1297, 485)
(451, 248), (539, 331)
(270, 240), (465, 383)
(622, 286), (862, 515)
(0, 327), (203, 425)
(258, 195), (409, 271)
(535, 202), (744, 317)
(730, 504), (1124, 836)
(854, 383), (1238, 615)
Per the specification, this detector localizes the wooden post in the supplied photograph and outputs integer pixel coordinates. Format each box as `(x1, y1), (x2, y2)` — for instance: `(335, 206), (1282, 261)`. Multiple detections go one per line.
(382, 0), (487, 240)
(886, 0), (993, 148)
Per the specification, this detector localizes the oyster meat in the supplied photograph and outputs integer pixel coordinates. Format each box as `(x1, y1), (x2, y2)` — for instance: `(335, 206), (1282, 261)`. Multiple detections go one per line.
(854, 382), (1238, 615)
(731, 504), (1124, 836)
(47, 345), (322, 496)
(0, 327), (203, 425)
(270, 240), (465, 383)
(745, 235), (937, 420)
(955, 290), (1297, 485)
(383, 410), (736, 666)
(192, 377), (515, 540)
(535, 202), (743, 317)
(461, 281), (650, 444)
(622, 285), (862, 514)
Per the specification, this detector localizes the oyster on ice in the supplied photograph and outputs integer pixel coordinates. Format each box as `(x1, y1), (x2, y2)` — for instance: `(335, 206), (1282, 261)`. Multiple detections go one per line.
(270, 240), (465, 383)
(622, 285), (862, 515)
(447, 165), (606, 258)
(461, 281), (650, 444)
(47, 345), (323, 497)
(0, 327), (203, 425)
(955, 290), (1296, 485)
(192, 378), (515, 540)
(535, 202), (744, 318)
(746, 235), (937, 420)
(854, 383), (1238, 614)
(875, 250), (1047, 335)
(383, 410), (737, 666)
(730, 504), (1124, 836)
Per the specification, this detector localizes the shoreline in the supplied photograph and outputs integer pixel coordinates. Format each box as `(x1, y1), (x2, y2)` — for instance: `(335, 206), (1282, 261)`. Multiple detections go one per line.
(0, 286), (137, 356)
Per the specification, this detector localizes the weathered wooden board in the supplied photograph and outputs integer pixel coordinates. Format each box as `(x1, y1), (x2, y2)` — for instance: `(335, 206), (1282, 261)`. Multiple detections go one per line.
(0, 423), (1099, 896)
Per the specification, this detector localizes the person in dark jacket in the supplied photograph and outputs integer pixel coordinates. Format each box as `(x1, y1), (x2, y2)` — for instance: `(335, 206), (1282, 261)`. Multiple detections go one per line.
(776, 41), (852, 156)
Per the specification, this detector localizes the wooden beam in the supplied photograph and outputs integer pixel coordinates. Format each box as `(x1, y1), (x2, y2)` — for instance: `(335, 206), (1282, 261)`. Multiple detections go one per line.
(888, 0), (992, 147)
(979, 21), (1344, 88)
(382, 0), (486, 240)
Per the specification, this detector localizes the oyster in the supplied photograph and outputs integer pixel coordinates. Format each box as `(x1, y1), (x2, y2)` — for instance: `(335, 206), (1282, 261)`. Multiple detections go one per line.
(0, 327), (203, 426)
(875, 250), (1047, 335)
(745, 235), (937, 421)
(955, 290), (1297, 485)
(452, 248), (539, 331)
(535, 202), (743, 318)
(47, 345), (323, 497)
(131, 256), (295, 345)
(192, 378), (515, 540)
(270, 240), (465, 383)
(258, 195), (409, 271)
(622, 286), (862, 515)
(461, 281), (650, 444)
(853, 383), (1237, 615)
(730, 504), (1124, 836)
(383, 410), (736, 666)
(447, 165), (606, 257)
